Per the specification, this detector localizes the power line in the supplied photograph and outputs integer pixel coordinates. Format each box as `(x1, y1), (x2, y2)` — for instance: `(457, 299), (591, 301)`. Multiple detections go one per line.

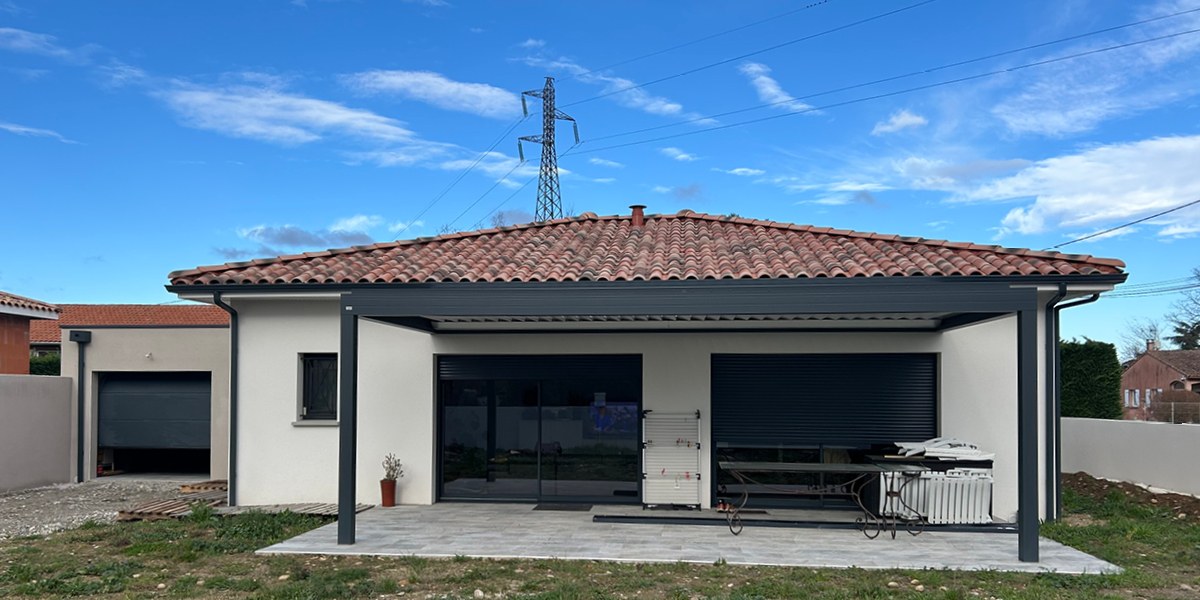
(585, 5), (1200, 144)
(398, 115), (528, 239)
(444, 160), (528, 230)
(566, 27), (1200, 156)
(1115, 276), (1196, 290)
(1108, 284), (1200, 298)
(560, 0), (939, 109)
(573, 0), (833, 78)
(1048, 198), (1200, 249)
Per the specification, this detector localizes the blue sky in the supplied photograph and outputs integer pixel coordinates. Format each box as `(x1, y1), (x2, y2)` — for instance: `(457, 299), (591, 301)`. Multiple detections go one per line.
(2, 0), (1199, 346)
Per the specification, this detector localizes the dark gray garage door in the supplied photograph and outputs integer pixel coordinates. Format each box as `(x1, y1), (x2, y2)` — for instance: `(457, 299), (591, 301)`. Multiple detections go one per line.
(98, 372), (211, 449)
(711, 354), (937, 448)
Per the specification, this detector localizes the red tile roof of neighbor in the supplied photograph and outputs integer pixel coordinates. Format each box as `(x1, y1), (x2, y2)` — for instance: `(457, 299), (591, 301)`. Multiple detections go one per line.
(0, 291), (59, 315)
(168, 210), (1126, 286)
(28, 304), (229, 344)
(1148, 350), (1200, 378)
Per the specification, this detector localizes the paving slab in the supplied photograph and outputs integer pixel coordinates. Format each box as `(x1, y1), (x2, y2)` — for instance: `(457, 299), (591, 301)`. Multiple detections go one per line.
(259, 504), (1119, 574)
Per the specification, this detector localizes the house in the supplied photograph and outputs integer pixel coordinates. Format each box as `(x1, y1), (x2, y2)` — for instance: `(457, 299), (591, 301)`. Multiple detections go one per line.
(36, 304), (232, 479)
(166, 207), (1126, 562)
(0, 291), (59, 374)
(1121, 343), (1200, 421)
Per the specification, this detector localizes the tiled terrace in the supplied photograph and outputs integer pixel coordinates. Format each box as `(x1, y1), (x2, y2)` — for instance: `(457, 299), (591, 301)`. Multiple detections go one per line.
(260, 504), (1118, 574)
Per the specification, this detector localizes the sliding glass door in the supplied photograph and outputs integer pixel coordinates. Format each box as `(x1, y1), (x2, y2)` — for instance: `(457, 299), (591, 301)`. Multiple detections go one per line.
(438, 355), (641, 503)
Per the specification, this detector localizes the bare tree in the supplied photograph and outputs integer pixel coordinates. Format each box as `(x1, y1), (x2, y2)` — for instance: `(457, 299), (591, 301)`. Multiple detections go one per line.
(490, 209), (534, 228)
(1171, 267), (1200, 324)
(1119, 317), (1166, 363)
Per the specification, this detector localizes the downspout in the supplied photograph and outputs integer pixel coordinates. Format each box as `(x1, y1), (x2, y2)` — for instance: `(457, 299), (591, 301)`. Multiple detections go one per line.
(70, 330), (92, 483)
(1043, 284), (1066, 521)
(1052, 292), (1101, 518)
(212, 293), (239, 506)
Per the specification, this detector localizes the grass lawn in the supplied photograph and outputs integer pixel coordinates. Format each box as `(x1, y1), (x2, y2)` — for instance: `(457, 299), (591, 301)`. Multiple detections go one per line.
(1, 475), (1199, 599)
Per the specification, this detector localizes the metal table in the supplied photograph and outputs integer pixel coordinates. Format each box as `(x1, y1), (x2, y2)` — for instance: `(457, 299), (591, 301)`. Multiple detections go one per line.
(717, 461), (929, 538)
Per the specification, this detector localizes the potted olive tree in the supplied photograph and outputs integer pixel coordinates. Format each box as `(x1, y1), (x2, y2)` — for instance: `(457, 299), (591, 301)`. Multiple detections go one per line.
(380, 453), (404, 507)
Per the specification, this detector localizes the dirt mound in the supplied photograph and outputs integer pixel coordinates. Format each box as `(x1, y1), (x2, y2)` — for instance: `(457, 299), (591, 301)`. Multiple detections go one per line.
(1063, 471), (1200, 521)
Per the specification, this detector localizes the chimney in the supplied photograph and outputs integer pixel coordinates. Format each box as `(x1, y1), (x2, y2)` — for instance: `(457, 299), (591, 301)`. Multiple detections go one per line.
(629, 204), (646, 227)
(1147, 339), (1158, 352)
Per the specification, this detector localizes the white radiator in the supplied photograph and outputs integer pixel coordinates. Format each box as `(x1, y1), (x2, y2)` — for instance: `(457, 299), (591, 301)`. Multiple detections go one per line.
(879, 468), (992, 524)
(642, 411), (701, 508)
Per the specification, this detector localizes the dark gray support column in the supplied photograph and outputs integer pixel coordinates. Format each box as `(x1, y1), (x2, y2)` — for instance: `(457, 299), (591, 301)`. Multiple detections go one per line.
(337, 309), (359, 545)
(1043, 284), (1066, 521)
(212, 294), (239, 506)
(1018, 308), (1039, 562)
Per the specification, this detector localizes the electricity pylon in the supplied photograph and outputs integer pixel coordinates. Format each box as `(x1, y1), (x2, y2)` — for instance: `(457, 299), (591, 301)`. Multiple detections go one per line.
(518, 77), (580, 221)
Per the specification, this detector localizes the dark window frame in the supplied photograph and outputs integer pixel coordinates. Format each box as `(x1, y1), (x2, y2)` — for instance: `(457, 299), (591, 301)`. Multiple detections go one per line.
(300, 353), (338, 421)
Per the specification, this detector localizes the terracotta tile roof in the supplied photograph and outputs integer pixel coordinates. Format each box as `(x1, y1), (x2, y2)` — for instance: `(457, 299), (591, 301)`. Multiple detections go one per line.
(0, 291), (59, 316)
(29, 304), (229, 344)
(1149, 350), (1200, 378)
(168, 210), (1126, 286)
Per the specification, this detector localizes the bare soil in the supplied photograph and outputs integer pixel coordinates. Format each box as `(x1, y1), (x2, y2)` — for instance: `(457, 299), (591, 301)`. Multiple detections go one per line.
(1063, 471), (1200, 522)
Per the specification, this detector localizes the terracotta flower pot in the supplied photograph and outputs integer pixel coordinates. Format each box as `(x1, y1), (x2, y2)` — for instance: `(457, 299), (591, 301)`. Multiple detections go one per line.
(380, 479), (397, 507)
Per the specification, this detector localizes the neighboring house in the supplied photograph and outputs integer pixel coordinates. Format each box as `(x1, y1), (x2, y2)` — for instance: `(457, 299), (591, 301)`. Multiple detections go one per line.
(167, 207), (1127, 563)
(1121, 344), (1200, 420)
(0, 291), (59, 374)
(34, 304), (232, 479)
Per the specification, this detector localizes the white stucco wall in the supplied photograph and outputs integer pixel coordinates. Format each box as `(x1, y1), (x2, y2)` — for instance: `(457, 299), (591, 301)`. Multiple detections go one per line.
(59, 327), (230, 481)
(232, 297), (1042, 522)
(1063, 417), (1200, 497)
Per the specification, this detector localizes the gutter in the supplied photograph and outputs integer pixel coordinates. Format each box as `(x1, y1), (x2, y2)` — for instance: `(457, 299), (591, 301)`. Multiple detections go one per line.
(68, 330), (92, 483)
(1050, 292), (1101, 519)
(212, 293), (239, 506)
(1042, 284), (1067, 521)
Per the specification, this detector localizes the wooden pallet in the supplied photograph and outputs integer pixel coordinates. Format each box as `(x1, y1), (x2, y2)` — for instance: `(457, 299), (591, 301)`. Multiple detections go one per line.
(117, 498), (224, 522)
(215, 503), (372, 517)
(179, 480), (228, 494)
(180, 489), (228, 503)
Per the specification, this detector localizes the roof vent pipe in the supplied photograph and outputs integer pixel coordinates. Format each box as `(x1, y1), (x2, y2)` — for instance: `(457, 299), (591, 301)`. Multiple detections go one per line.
(630, 204), (646, 227)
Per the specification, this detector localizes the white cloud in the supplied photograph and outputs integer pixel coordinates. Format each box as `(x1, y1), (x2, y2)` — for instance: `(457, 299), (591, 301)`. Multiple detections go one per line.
(651, 185), (671, 194)
(158, 81), (416, 145)
(737, 62), (812, 112)
(717, 167), (765, 177)
(0, 121), (77, 144)
(957, 135), (1200, 238)
(96, 60), (147, 88)
(341, 70), (520, 119)
(871, 109), (928, 135)
(892, 156), (1031, 192)
(990, 1), (1200, 136)
(520, 55), (712, 122)
(389, 220), (425, 233)
(659, 147), (698, 162)
(0, 27), (94, 63)
(588, 157), (624, 168)
(329, 214), (383, 233)
(519, 39), (545, 49)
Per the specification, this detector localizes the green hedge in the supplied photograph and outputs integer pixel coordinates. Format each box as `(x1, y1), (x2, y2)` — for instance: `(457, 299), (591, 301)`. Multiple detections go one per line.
(1060, 339), (1121, 419)
(29, 353), (60, 376)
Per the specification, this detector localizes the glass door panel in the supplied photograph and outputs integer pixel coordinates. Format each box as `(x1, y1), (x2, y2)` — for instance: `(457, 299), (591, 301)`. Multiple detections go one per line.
(539, 377), (640, 501)
(440, 379), (538, 499)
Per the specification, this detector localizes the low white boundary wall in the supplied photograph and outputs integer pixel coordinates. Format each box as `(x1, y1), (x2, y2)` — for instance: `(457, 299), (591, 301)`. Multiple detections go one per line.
(1063, 417), (1200, 496)
(0, 375), (71, 492)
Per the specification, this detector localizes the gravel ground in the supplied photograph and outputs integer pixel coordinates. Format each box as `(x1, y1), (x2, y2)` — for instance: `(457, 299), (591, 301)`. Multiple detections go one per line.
(0, 479), (183, 540)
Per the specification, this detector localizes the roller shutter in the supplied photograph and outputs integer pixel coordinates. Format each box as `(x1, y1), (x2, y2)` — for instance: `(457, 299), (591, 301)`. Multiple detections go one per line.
(711, 354), (936, 448)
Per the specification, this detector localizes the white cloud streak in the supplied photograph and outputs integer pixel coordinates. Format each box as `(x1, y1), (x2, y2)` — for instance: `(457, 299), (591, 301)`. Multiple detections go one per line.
(520, 55), (711, 121)
(871, 109), (928, 135)
(737, 62), (812, 112)
(659, 146), (699, 162)
(956, 135), (1200, 238)
(588, 157), (624, 168)
(0, 27), (94, 63)
(341, 70), (520, 119)
(158, 82), (416, 145)
(0, 121), (77, 144)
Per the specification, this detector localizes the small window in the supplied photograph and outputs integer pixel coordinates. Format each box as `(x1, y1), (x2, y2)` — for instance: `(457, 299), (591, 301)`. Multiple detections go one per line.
(1145, 388), (1152, 409)
(300, 353), (338, 421)
(1133, 389), (1140, 408)
(1124, 389), (1130, 407)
